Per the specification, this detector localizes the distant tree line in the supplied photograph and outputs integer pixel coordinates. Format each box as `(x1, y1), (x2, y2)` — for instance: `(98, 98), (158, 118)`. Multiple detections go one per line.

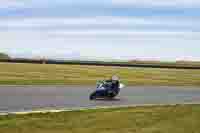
(0, 53), (200, 69)
(0, 53), (10, 60)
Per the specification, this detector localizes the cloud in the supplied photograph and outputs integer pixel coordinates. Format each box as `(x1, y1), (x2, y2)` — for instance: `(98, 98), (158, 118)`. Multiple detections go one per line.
(1, 1), (199, 18)
(2, 0), (200, 9)
(0, 16), (199, 32)
(0, 0), (27, 9)
(112, 0), (200, 7)
(0, 17), (149, 27)
(0, 0), (109, 10)
(1, 29), (200, 61)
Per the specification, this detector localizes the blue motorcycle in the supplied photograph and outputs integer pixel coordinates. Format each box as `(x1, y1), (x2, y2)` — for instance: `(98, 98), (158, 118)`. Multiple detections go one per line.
(89, 80), (124, 100)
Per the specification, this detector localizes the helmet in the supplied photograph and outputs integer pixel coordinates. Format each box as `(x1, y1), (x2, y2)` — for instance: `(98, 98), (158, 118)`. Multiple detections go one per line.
(112, 75), (119, 81)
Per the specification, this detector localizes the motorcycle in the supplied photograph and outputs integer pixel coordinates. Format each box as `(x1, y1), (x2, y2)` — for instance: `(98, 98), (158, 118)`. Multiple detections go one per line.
(89, 80), (125, 100)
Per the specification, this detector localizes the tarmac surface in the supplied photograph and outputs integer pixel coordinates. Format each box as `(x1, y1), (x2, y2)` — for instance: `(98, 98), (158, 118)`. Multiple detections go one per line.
(0, 86), (200, 113)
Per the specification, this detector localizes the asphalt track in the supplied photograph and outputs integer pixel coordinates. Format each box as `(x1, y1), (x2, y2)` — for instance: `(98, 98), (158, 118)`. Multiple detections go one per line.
(0, 86), (200, 113)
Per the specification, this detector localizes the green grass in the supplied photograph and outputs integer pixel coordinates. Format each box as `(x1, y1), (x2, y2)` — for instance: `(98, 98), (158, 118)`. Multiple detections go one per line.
(0, 104), (200, 133)
(0, 62), (200, 86)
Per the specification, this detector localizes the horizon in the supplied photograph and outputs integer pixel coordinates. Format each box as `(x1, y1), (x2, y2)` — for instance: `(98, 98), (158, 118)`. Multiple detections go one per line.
(2, 52), (200, 62)
(1, 0), (200, 61)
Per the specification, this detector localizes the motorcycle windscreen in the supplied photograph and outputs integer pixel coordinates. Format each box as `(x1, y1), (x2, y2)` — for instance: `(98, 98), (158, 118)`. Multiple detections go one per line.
(96, 85), (106, 90)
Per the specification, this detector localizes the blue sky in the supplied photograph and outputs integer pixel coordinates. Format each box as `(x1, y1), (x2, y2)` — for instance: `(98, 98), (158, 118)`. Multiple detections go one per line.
(1, 0), (200, 61)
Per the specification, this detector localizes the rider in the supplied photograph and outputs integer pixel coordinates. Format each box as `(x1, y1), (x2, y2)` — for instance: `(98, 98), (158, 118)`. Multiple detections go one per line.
(105, 75), (120, 94)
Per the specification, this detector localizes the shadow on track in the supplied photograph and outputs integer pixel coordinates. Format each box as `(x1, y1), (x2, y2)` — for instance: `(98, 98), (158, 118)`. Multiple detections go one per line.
(92, 98), (121, 101)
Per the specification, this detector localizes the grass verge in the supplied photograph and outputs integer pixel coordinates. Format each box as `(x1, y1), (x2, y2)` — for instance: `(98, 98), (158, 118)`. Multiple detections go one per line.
(0, 62), (200, 86)
(0, 104), (200, 133)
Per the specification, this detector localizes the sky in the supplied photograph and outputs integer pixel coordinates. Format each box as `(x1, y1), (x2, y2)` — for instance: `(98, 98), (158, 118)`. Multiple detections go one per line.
(0, 0), (200, 61)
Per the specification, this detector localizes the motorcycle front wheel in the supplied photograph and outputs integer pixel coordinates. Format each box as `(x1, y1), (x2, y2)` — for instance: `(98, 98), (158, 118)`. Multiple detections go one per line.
(89, 92), (96, 100)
